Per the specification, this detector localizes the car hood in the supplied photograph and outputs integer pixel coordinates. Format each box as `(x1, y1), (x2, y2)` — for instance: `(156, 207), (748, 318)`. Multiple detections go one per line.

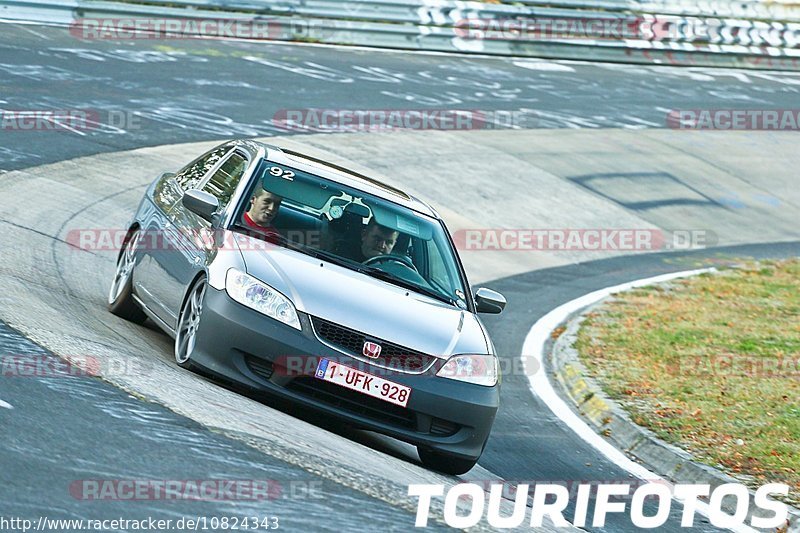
(235, 234), (488, 358)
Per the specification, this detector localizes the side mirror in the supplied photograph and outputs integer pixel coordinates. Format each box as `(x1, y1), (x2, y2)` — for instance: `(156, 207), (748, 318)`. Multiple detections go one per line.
(182, 189), (219, 222)
(475, 287), (506, 314)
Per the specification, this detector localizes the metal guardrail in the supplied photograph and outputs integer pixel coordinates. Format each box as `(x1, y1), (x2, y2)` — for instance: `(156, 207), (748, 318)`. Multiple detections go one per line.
(510, 0), (800, 22)
(77, 0), (800, 48)
(2, 0), (800, 69)
(67, 0), (800, 23)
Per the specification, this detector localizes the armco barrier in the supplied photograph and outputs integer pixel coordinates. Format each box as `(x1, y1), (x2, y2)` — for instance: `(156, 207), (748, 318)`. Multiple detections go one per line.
(2, 0), (800, 69)
(513, 0), (800, 21)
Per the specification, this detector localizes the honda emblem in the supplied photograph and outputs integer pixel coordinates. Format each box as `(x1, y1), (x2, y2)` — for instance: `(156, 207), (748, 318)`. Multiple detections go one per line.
(362, 341), (382, 359)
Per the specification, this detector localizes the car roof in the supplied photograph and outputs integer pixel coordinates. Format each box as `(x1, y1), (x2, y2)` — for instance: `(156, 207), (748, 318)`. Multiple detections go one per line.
(230, 139), (439, 219)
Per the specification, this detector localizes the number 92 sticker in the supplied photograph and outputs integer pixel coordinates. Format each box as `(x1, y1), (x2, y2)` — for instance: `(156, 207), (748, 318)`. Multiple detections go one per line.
(267, 165), (295, 181)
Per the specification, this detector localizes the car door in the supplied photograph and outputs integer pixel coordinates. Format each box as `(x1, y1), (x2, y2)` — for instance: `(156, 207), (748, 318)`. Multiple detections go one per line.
(135, 144), (231, 325)
(156, 148), (250, 328)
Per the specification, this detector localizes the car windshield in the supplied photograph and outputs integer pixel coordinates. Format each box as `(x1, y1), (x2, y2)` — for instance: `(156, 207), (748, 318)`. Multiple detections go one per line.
(232, 158), (468, 308)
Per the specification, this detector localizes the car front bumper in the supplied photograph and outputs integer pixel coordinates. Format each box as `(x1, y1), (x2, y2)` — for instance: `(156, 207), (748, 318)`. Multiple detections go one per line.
(190, 286), (500, 460)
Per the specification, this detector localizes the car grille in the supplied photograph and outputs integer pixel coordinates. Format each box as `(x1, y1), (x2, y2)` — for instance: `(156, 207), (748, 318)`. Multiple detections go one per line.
(311, 317), (438, 374)
(288, 377), (416, 430)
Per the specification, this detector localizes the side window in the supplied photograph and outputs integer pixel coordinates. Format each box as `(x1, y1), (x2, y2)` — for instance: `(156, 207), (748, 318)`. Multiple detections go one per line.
(175, 146), (229, 190)
(202, 152), (247, 208)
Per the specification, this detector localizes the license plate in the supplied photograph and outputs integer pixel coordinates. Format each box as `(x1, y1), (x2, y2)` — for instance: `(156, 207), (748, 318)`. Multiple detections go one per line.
(314, 358), (411, 408)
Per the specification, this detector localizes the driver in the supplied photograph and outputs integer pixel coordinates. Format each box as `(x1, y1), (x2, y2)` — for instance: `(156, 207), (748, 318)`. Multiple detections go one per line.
(243, 188), (282, 239)
(357, 219), (398, 262)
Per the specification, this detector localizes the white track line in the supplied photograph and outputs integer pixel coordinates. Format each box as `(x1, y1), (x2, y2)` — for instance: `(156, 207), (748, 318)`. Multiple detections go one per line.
(521, 267), (758, 533)
(3, 18), (795, 75)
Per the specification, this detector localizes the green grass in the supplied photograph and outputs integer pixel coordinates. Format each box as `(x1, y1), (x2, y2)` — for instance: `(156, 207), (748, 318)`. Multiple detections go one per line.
(576, 259), (800, 506)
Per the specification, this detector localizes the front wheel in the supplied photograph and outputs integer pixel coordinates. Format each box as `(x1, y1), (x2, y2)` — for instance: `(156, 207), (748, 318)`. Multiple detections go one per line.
(175, 278), (206, 370)
(108, 229), (147, 324)
(417, 447), (478, 476)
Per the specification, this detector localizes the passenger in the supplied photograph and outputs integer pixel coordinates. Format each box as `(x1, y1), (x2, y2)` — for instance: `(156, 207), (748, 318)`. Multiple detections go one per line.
(243, 188), (282, 239)
(357, 219), (399, 262)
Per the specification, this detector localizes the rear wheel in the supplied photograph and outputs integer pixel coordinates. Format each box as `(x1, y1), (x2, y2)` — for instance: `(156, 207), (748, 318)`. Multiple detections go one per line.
(417, 447), (478, 476)
(108, 229), (147, 324)
(175, 278), (206, 370)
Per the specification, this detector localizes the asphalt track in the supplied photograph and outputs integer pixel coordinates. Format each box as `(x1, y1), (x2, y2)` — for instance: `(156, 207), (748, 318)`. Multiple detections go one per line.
(3, 23), (800, 172)
(0, 323), (448, 531)
(1, 22), (799, 532)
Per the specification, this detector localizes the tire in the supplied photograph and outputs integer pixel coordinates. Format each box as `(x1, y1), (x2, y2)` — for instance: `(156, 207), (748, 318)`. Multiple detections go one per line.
(174, 277), (206, 370)
(108, 229), (147, 324)
(418, 447), (479, 476)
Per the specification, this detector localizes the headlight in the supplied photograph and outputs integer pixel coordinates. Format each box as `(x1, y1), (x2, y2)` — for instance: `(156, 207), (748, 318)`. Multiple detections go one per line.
(225, 269), (301, 330)
(436, 354), (498, 387)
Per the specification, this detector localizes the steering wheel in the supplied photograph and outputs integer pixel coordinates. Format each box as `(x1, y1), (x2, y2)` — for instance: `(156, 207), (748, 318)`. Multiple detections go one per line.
(363, 254), (418, 273)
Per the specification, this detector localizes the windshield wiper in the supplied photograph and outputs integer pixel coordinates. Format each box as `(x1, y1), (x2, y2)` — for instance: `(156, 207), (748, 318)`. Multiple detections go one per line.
(361, 266), (458, 306)
(304, 246), (363, 270)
